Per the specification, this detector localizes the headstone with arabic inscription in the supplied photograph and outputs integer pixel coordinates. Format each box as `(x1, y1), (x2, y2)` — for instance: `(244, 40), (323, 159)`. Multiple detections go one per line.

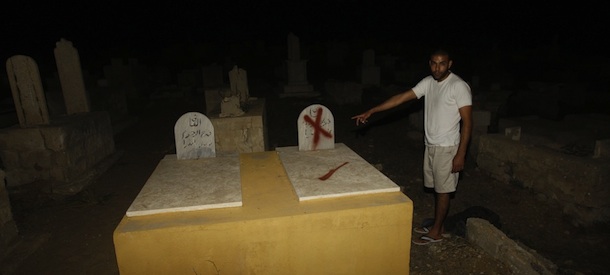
(174, 112), (215, 159)
(297, 104), (334, 151)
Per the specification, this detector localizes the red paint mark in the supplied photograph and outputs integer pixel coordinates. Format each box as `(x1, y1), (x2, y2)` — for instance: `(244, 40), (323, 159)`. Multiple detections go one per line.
(318, 161), (349, 180)
(303, 107), (333, 149)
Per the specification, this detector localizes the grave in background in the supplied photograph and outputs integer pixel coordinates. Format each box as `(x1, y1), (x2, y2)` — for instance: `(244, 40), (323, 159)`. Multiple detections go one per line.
(204, 65), (269, 154)
(0, 40), (119, 195)
(477, 114), (610, 226)
(278, 32), (319, 98)
(54, 38), (90, 114)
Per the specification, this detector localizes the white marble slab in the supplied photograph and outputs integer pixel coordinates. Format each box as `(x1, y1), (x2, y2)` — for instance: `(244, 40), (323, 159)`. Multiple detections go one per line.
(276, 143), (400, 201)
(126, 154), (242, 217)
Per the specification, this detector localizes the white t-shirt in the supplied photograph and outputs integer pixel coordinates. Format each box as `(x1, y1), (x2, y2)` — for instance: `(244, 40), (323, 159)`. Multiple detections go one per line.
(412, 72), (472, 146)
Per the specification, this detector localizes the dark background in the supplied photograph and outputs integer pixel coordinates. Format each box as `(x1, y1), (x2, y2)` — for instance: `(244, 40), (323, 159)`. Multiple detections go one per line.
(2, 1), (609, 98)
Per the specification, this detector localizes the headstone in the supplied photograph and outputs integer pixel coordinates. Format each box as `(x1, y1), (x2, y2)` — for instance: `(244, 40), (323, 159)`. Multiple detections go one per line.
(281, 33), (317, 97)
(54, 38), (90, 114)
(174, 112), (215, 159)
(298, 104), (334, 151)
(6, 55), (50, 127)
(286, 60), (309, 85)
(217, 66), (248, 118)
(228, 65), (249, 105)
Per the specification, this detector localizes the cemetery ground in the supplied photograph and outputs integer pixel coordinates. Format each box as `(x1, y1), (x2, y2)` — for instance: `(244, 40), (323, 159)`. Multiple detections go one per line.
(3, 92), (609, 275)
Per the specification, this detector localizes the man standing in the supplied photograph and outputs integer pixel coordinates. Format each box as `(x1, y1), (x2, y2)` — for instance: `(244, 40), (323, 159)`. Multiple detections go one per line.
(351, 49), (472, 245)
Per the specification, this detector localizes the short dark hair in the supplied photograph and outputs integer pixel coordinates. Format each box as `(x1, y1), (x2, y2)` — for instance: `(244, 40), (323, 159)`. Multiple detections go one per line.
(431, 49), (451, 60)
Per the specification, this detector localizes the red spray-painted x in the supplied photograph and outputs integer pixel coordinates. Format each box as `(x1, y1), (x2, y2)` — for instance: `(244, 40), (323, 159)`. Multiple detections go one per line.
(303, 107), (333, 149)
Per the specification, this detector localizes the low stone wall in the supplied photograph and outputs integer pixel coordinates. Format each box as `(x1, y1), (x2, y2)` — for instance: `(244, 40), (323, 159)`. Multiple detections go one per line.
(476, 134), (610, 226)
(0, 112), (115, 195)
(467, 218), (557, 274)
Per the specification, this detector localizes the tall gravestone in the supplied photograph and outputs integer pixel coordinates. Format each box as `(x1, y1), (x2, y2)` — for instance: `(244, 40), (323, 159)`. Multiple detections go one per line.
(2, 55), (117, 194)
(229, 65), (249, 106)
(281, 33), (317, 97)
(220, 66), (247, 118)
(298, 104), (335, 151)
(174, 112), (216, 159)
(6, 55), (50, 127)
(54, 38), (90, 114)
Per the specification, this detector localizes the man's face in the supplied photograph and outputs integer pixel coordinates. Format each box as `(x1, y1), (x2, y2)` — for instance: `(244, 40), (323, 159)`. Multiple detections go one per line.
(429, 54), (452, 81)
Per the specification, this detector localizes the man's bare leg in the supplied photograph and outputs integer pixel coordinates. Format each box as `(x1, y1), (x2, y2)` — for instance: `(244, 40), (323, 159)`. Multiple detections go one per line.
(428, 192), (450, 240)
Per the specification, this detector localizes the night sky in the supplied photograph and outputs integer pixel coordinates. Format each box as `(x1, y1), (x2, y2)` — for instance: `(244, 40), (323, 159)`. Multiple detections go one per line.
(2, 1), (608, 86)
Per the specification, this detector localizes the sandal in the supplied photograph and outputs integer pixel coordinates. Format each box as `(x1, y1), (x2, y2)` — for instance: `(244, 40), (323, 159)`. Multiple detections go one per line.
(412, 235), (443, 246)
(413, 226), (430, 234)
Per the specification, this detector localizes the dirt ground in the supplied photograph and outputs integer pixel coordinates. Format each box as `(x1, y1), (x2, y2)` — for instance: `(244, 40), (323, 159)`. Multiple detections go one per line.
(3, 93), (610, 275)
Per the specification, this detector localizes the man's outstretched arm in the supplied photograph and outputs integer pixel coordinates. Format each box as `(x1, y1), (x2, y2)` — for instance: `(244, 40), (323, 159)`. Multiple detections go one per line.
(351, 89), (417, 125)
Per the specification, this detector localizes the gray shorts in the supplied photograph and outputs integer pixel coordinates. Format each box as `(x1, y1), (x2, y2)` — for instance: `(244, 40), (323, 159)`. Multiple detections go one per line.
(423, 145), (459, 193)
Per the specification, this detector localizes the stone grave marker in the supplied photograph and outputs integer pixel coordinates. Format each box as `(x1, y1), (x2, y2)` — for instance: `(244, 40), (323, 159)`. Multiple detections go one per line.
(54, 38), (90, 114)
(298, 104), (334, 151)
(281, 32), (317, 97)
(174, 112), (215, 159)
(228, 65), (249, 105)
(6, 55), (50, 127)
